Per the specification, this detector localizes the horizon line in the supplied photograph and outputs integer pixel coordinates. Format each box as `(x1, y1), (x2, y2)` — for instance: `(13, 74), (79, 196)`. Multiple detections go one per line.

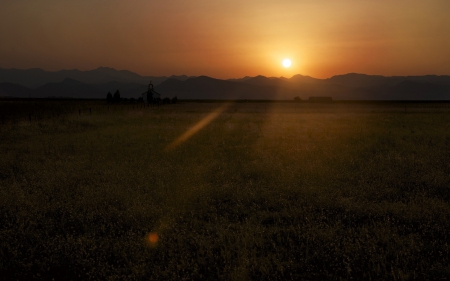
(1, 66), (450, 81)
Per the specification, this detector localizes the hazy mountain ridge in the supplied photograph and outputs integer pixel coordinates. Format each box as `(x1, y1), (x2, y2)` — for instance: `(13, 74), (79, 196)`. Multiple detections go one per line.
(1, 68), (450, 100)
(0, 80), (151, 99)
(0, 67), (192, 89)
(0, 82), (34, 98)
(34, 78), (104, 99)
(156, 76), (300, 100)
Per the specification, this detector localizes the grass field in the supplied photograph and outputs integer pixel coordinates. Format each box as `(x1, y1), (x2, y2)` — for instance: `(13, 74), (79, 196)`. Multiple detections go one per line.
(1, 100), (450, 280)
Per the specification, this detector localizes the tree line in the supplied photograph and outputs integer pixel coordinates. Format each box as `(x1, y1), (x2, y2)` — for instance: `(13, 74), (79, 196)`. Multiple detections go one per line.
(106, 90), (178, 104)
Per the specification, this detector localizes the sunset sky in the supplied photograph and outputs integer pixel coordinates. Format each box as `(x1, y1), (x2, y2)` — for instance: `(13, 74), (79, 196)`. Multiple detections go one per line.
(1, 0), (450, 79)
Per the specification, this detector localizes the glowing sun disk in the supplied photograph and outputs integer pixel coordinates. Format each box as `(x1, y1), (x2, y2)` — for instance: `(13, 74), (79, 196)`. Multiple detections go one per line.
(282, 59), (292, 68)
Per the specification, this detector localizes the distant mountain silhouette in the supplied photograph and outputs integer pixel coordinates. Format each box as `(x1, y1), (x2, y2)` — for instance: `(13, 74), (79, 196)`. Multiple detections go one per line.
(326, 73), (391, 88)
(96, 81), (148, 99)
(156, 76), (299, 100)
(169, 75), (191, 81)
(384, 80), (449, 100)
(288, 74), (321, 85)
(282, 74), (450, 100)
(227, 76), (254, 83)
(1, 68), (450, 100)
(0, 79), (156, 99)
(0, 82), (34, 98)
(0, 67), (194, 88)
(158, 73), (450, 100)
(240, 76), (284, 87)
(34, 78), (104, 99)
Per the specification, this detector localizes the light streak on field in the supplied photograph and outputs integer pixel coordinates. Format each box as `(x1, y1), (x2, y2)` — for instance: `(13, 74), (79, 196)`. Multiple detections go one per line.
(166, 102), (233, 150)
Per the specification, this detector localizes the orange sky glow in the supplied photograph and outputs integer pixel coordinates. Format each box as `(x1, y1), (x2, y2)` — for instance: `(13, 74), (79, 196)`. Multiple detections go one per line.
(1, 0), (450, 79)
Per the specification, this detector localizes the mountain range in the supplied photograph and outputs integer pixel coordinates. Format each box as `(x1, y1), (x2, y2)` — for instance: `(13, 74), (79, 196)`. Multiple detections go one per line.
(1, 67), (450, 100)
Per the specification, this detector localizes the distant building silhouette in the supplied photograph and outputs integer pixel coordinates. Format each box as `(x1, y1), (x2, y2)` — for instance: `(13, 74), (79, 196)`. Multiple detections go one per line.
(142, 81), (161, 104)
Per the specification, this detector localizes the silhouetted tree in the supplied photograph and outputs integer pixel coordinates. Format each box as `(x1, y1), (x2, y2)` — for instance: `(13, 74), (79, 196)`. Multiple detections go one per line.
(130, 97), (135, 103)
(172, 96), (178, 104)
(106, 92), (112, 103)
(162, 97), (171, 104)
(113, 90), (121, 103)
(294, 96), (301, 102)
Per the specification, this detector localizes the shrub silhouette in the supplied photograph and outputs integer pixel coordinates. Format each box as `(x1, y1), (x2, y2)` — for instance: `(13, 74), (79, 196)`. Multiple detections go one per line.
(172, 96), (178, 104)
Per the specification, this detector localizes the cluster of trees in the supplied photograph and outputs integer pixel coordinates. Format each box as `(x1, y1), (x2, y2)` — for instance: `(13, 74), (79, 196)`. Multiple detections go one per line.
(106, 90), (121, 103)
(106, 90), (178, 104)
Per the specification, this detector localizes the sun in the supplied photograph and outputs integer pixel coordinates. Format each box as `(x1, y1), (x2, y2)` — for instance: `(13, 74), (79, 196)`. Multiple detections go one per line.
(282, 59), (292, 68)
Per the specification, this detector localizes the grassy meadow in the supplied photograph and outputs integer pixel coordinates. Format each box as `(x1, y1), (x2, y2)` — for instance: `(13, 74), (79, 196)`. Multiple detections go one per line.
(1, 100), (450, 280)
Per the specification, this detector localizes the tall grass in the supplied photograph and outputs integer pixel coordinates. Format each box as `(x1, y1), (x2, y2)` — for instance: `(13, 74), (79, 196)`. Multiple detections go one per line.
(1, 101), (450, 280)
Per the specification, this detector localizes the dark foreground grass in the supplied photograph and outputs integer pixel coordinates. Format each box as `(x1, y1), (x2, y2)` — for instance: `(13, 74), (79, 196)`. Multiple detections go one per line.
(1, 101), (450, 280)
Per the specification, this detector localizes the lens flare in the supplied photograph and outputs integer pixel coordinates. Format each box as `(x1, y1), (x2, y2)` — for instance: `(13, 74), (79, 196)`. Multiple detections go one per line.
(149, 233), (159, 243)
(166, 102), (232, 150)
(146, 232), (159, 247)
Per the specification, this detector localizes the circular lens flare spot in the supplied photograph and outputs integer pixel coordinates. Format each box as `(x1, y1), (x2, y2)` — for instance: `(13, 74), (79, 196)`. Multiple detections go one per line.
(282, 59), (292, 68)
(147, 232), (159, 247)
